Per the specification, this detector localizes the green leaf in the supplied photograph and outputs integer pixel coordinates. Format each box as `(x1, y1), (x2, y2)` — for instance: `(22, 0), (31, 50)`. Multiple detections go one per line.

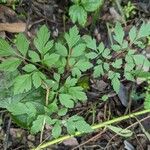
(108, 125), (133, 137)
(112, 59), (122, 69)
(59, 94), (74, 108)
(101, 95), (109, 101)
(124, 62), (135, 72)
(81, 0), (103, 12)
(129, 26), (137, 43)
(28, 50), (40, 62)
(0, 39), (14, 56)
(66, 121), (76, 135)
(34, 25), (53, 54)
(72, 67), (81, 77)
(25, 102), (37, 117)
(55, 42), (68, 57)
(125, 54), (134, 63)
(69, 5), (87, 26)
(75, 120), (93, 133)
(65, 26), (80, 49)
(14, 74), (32, 94)
(97, 42), (105, 54)
(58, 108), (68, 116)
(71, 0), (80, 4)
(54, 73), (60, 82)
(85, 52), (97, 59)
(111, 44), (121, 51)
(16, 33), (29, 56)
(83, 35), (97, 50)
(32, 72), (42, 88)
(74, 59), (93, 71)
(31, 115), (52, 134)
(113, 22), (124, 45)
(122, 40), (128, 49)
(7, 102), (28, 115)
(109, 72), (120, 93)
(103, 62), (109, 71)
(124, 72), (135, 81)
(47, 101), (58, 113)
(69, 86), (87, 101)
(93, 64), (104, 78)
(0, 58), (21, 72)
(66, 115), (92, 134)
(138, 22), (150, 39)
(132, 70), (150, 78)
(22, 64), (37, 73)
(7, 102), (36, 121)
(65, 77), (78, 87)
(43, 53), (60, 67)
(72, 43), (86, 57)
(52, 122), (62, 138)
(102, 48), (111, 59)
(133, 54), (150, 67)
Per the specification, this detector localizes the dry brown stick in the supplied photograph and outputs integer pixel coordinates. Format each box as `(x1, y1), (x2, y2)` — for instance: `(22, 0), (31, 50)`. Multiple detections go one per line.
(0, 23), (26, 33)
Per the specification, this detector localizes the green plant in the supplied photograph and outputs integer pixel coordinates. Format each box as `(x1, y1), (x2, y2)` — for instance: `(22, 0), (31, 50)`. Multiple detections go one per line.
(32, 109), (150, 150)
(0, 22), (150, 142)
(123, 1), (136, 19)
(69, 0), (104, 26)
(83, 22), (150, 93)
(0, 0), (19, 9)
(0, 25), (93, 138)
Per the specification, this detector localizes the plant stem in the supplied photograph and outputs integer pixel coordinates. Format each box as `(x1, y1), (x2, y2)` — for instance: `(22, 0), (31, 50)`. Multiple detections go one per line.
(115, 0), (126, 25)
(106, 23), (113, 45)
(32, 109), (150, 150)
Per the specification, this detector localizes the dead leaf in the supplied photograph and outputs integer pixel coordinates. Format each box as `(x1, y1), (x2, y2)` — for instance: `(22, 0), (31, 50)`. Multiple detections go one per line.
(0, 23), (26, 33)
(0, 5), (26, 33)
(63, 137), (79, 146)
(109, 7), (125, 24)
(118, 83), (128, 107)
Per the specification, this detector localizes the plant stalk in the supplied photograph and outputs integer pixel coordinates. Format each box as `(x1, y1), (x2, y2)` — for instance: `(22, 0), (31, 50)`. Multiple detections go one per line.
(32, 109), (150, 150)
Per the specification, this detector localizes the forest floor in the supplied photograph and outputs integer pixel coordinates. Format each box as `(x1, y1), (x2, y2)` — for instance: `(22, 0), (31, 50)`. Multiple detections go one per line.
(0, 0), (150, 150)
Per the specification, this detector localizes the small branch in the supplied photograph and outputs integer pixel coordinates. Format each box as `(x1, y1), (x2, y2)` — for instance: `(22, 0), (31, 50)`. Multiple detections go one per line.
(39, 82), (49, 143)
(40, 118), (46, 143)
(32, 109), (150, 150)
(106, 23), (113, 45)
